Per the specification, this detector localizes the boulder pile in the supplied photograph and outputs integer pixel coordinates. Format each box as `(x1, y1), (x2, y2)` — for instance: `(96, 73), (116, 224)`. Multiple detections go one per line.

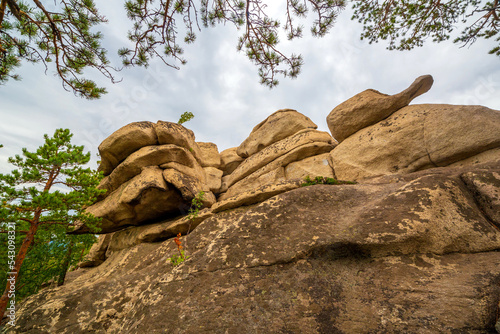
(218, 109), (337, 201)
(14, 161), (500, 333)
(73, 121), (221, 234)
(75, 110), (339, 240)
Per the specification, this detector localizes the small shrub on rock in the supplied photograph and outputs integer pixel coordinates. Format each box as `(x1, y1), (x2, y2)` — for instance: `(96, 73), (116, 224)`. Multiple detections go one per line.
(301, 175), (357, 187)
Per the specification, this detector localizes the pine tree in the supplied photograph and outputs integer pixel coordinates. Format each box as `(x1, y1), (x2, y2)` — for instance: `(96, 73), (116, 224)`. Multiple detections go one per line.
(0, 128), (104, 321)
(0, 0), (116, 99)
(0, 0), (346, 92)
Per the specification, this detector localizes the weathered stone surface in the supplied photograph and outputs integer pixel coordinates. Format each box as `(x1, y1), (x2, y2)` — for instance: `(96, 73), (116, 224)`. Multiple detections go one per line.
(284, 153), (335, 180)
(98, 144), (201, 198)
(327, 75), (433, 142)
(203, 167), (223, 193)
(197, 142), (221, 168)
(155, 121), (203, 165)
(105, 209), (214, 256)
(117, 166), (168, 203)
(425, 105), (500, 165)
(82, 124), (221, 236)
(448, 147), (500, 168)
(137, 209), (213, 243)
(461, 170), (500, 225)
(98, 122), (157, 175)
(224, 129), (335, 191)
(97, 121), (203, 176)
(14, 162), (500, 333)
(220, 147), (244, 176)
(237, 109), (317, 158)
(213, 180), (301, 213)
(73, 167), (184, 234)
(159, 160), (206, 184)
(162, 168), (216, 207)
(78, 234), (113, 268)
(331, 104), (500, 181)
(219, 167), (287, 201)
(221, 141), (335, 197)
(10, 86), (500, 333)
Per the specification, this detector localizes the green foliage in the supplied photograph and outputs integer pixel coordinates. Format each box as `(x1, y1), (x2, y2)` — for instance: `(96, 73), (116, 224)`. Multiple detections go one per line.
(166, 191), (205, 266)
(351, 0), (499, 57)
(301, 175), (357, 187)
(178, 111), (195, 125)
(168, 249), (188, 266)
(0, 0), (116, 99)
(188, 190), (205, 223)
(167, 233), (189, 266)
(2, 0), (498, 95)
(121, 0), (345, 88)
(0, 234), (97, 300)
(0, 128), (104, 303)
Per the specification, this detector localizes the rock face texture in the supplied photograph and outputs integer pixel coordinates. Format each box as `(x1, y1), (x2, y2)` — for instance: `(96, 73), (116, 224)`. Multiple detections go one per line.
(331, 104), (500, 181)
(220, 128), (336, 197)
(220, 147), (244, 176)
(10, 75), (500, 333)
(72, 122), (222, 234)
(12, 162), (500, 333)
(237, 109), (318, 158)
(217, 110), (337, 203)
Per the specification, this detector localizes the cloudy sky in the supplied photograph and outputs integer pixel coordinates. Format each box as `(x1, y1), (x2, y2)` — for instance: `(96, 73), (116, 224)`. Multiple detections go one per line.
(1, 2), (499, 173)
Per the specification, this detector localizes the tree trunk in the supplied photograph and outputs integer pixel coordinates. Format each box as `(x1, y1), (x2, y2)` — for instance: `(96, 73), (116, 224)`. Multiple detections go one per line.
(57, 240), (74, 287)
(0, 0), (7, 28)
(0, 222), (38, 320)
(0, 167), (58, 320)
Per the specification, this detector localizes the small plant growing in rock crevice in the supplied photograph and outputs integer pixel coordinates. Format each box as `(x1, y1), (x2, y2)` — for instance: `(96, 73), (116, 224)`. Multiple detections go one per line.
(167, 233), (188, 266)
(167, 191), (205, 266)
(301, 175), (357, 187)
(187, 190), (205, 233)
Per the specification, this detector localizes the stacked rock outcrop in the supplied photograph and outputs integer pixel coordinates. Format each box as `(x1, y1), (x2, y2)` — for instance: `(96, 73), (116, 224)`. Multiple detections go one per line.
(218, 109), (337, 201)
(326, 75), (434, 142)
(15, 161), (500, 333)
(77, 110), (338, 265)
(72, 121), (221, 234)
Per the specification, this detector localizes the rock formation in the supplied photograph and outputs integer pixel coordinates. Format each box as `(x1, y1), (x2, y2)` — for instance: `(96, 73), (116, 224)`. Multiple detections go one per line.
(330, 104), (500, 181)
(219, 125), (337, 200)
(9, 75), (500, 333)
(326, 75), (434, 143)
(236, 109), (318, 158)
(72, 108), (339, 237)
(72, 122), (220, 234)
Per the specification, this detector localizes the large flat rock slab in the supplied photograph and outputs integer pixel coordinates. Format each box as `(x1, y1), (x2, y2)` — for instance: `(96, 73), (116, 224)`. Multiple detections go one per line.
(14, 162), (500, 333)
